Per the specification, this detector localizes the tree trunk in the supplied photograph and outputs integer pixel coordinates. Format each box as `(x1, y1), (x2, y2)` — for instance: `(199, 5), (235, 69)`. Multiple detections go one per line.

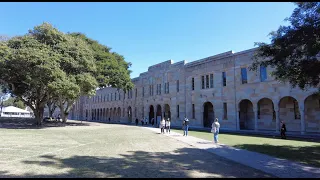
(47, 100), (57, 118)
(34, 106), (44, 126)
(61, 112), (68, 123)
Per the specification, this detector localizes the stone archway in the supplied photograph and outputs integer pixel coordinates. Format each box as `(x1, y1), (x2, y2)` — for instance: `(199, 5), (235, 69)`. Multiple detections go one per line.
(203, 102), (214, 128)
(304, 94), (320, 132)
(149, 105), (154, 124)
(97, 109), (99, 121)
(128, 106), (132, 122)
(156, 105), (162, 125)
(106, 108), (109, 120)
(279, 96), (300, 132)
(239, 99), (254, 130)
(117, 107), (121, 122)
(113, 108), (117, 121)
(257, 98), (275, 131)
(164, 104), (171, 121)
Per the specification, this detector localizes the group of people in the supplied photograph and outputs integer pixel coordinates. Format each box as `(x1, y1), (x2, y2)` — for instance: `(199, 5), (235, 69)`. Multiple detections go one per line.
(160, 118), (171, 134)
(135, 117), (156, 126)
(137, 116), (286, 144)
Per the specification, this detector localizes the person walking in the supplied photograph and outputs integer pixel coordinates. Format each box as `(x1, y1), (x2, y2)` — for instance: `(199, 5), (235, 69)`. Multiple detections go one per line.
(160, 118), (165, 134)
(280, 121), (287, 139)
(183, 117), (189, 136)
(108, 117), (111, 123)
(211, 118), (220, 143)
(166, 118), (171, 134)
(145, 117), (148, 125)
(182, 120), (186, 136)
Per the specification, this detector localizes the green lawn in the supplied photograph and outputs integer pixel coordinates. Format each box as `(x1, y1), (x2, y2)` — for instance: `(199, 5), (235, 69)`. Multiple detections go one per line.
(171, 129), (320, 168)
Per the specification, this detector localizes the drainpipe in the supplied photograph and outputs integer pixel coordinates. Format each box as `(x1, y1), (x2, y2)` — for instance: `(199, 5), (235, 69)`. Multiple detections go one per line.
(233, 56), (238, 131)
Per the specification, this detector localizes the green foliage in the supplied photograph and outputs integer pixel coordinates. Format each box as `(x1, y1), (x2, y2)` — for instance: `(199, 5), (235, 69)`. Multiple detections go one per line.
(69, 33), (134, 92)
(2, 97), (26, 109)
(0, 22), (133, 123)
(250, 2), (320, 90)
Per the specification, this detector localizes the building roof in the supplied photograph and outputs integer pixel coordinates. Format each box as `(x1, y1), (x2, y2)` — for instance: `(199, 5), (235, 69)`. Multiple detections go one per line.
(1, 106), (30, 113)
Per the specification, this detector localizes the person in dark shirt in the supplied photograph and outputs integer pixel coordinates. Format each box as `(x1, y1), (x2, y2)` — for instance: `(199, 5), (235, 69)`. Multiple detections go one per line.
(280, 121), (286, 139)
(135, 118), (139, 126)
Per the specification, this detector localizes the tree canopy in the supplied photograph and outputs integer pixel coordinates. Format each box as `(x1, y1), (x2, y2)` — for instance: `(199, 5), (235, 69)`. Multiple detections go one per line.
(0, 23), (133, 125)
(250, 2), (320, 90)
(2, 96), (26, 109)
(69, 33), (134, 92)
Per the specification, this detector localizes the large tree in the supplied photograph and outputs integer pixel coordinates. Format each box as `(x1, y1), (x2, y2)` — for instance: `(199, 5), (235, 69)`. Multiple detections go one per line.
(250, 2), (320, 90)
(0, 34), (64, 125)
(29, 23), (98, 123)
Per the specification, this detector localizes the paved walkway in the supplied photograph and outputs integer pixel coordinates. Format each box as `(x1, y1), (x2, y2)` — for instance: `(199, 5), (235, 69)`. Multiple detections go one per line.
(144, 126), (320, 178)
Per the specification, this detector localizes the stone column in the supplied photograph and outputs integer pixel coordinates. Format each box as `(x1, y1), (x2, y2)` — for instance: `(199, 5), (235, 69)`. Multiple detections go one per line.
(236, 110), (240, 131)
(300, 106), (305, 135)
(254, 109), (258, 131)
(275, 107), (280, 133)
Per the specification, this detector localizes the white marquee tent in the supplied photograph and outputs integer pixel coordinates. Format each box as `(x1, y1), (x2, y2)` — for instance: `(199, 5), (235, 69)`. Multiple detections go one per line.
(0, 106), (33, 118)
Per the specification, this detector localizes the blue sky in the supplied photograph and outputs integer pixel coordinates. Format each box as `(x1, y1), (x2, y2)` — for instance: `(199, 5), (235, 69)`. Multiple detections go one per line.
(0, 2), (296, 78)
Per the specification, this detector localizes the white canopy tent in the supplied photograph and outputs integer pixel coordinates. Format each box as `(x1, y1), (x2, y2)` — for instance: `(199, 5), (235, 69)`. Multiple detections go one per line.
(0, 106), (33, 118)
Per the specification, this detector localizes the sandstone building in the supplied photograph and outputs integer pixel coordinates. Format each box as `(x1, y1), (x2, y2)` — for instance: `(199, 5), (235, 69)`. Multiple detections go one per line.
(69, 48), (320, 134)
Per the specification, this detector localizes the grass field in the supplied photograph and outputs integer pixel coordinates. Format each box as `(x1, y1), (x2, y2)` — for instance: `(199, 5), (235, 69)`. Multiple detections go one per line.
(171, 128), (320, 168)
(0, 119), (273, 178)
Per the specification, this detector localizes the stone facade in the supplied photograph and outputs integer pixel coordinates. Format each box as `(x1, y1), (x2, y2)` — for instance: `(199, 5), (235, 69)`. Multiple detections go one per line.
(69, 48), (320, 134)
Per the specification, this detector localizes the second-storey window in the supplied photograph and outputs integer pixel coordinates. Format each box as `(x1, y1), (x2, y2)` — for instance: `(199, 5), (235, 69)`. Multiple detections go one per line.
(206, 75), (209, 89)
(177, 80), (179, 92)
(192, 77), (195, 90)
(201, 76), (205, 89)
(260, 65), (267, 82)
(210, 74), (214, 88)
(222, 72), (226, 86)
(241, 68), (248, 84)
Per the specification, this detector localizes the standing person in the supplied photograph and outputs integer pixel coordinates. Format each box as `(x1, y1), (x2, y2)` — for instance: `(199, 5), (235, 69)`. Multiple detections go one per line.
(141, 118), (144, 126)
(166, 118), (171, 134)
(151, 118), (155, 126)
(184, 117), (189, 136)
(109, 117), (111, 123)
(182, 120), (186, 136)
(135, 118), (139, 126)
(160, 118), (165, 134)
(145, 117), (148, 125)
(280, 121), (286, 139)
(211, 118), (220, 143)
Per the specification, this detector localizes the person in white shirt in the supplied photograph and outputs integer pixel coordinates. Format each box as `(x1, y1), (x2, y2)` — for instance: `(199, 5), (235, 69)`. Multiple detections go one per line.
(160, 118), (166, 134)
(211, 118), (221, 143)
(166, 118), (171, 134)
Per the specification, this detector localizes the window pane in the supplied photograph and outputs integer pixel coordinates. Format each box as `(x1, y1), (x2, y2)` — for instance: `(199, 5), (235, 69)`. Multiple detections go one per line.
(192, 78), (195, 90)
(222, 72), (226, 86)
(206, 75), (209, 88)
(201, 76), (205, 89)
(177, 80), (179, 92)
(241, 68), (247, 84)
(192, 104), (195, 119)
(260, 66), (267, 82)
(210, 74), (213, 88)
(177, 105), (179, 118)
(223, 103), (227, 120)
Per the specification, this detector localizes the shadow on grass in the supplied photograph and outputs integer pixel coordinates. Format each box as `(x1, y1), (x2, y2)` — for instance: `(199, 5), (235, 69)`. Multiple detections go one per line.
(0, 148), (274, 178)
(233, 144), (320, 168)
(169, 127), (320, 143)
(0, 118), (91, 129)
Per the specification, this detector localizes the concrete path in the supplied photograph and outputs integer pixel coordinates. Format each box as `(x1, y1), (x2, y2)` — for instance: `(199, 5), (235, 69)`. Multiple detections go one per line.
(144, 126), (320, 178)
